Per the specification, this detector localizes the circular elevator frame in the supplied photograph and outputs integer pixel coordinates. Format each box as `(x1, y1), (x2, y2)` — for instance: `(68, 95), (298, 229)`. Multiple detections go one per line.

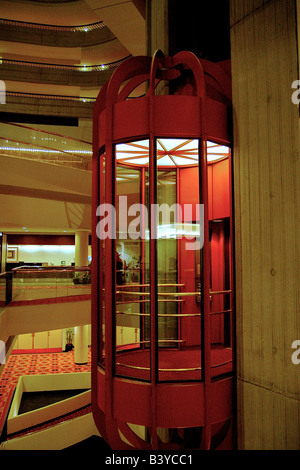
(92, 51), (234, 450)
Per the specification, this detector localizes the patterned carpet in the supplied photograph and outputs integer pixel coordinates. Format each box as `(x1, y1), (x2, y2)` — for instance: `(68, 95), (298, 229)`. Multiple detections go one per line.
(0, 348), (92, 424)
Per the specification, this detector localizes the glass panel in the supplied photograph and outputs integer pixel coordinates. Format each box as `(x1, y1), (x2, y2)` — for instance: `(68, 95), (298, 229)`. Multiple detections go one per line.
(156, 138), (203, 382)
(114, 147), (150, 381)
(10, 267), (90, 302)
(98, 153), (105, 366)
(156, 169), (178, 350)
(98, 137), (233, 383)
(208, 143), (233, 378)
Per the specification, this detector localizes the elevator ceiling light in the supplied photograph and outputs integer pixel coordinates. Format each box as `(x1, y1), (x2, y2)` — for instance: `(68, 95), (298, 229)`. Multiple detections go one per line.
(115, 139), (229, 167)
(207, 142), (230, 162)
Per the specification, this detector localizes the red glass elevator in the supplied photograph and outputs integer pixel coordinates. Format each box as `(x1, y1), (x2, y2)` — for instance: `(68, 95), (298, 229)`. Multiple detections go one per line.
(92, 51), (234, 450)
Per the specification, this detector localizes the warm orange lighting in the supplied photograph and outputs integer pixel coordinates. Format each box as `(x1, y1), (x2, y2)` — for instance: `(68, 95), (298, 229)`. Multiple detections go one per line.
(115, 139), (229, 167)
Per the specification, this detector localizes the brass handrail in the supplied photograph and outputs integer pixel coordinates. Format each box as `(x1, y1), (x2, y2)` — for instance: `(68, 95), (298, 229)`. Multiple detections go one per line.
(117, 288), (231, 295)
(117, 339), (184, 347)
(117, 283), (185, 288)
(210, 309), (232, 315)
(116, 291), (200, 297)
(116, 311), (201, 317)
(116, 309), (231, 317)
(210, 290), (232, 295)
(116, 358), (232, 372)
(116, 363), (202, 372)
(117, 299), (184, 304)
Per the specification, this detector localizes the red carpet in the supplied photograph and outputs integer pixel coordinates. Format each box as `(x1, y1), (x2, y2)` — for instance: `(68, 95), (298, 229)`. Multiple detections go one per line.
(0, 346), (233, 433)
(11, 348), (62, 355)
(0, 348), (92, 425)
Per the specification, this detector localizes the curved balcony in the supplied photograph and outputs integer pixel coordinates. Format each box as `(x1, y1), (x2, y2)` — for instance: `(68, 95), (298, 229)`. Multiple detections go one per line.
(0, 266), (91, 308)
(0, 266), (92, 348)
(2, 91), (95, 120)
(29, 0), (81, 2)
(0, 56), (131, 87)
(0, 19), (115, 48)
(0, 120), (92, 169)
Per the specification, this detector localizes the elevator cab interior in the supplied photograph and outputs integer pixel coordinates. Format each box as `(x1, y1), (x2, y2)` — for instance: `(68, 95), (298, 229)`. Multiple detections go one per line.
(98, 137), (233, 383)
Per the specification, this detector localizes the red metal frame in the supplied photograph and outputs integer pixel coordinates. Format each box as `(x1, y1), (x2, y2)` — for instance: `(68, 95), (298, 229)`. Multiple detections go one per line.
(92, 51), (234, 450)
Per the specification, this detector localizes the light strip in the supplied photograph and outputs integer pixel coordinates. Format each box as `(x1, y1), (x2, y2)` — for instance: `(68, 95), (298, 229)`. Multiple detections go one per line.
(0, 147), (92, 154)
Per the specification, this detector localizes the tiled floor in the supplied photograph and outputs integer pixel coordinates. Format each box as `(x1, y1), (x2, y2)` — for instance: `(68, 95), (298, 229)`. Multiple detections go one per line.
(0, 348), (91, 422)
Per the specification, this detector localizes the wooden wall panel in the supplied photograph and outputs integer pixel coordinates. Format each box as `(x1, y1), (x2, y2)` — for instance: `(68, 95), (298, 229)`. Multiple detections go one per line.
(230, 0), (300, 450)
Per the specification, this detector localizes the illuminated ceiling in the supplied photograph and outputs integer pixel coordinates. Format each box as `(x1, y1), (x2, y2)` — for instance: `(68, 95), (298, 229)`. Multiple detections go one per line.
(115, 139), (230, 167)
(0, 1), (147, 171)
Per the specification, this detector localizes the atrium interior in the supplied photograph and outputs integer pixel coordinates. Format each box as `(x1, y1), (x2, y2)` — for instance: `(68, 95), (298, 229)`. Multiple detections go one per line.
(0, 0), (299, 452)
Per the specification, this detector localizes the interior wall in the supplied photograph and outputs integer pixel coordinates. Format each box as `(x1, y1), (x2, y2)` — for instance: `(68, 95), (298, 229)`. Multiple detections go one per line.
(7, 245), (76, 266)
(6, 235), (92, 267)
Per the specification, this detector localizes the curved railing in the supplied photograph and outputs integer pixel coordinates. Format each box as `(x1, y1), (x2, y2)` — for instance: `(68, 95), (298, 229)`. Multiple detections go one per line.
(0, 56), (131, 87)
(112, 279), (233, 381)
(0, 18), (115, 48)
(5, 91), (95, 103)
(0, 266), (91, 307)
(0, 18), (106, 32)
(0, 121), (92, 169)
(0, 265), (234, 381)
(0, 56), (131, 72)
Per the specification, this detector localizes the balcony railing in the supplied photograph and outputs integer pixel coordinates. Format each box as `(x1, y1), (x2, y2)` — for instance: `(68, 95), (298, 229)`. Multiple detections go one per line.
(0, 19), (106, 32)
(0, 57), (131, 72)
(0, 266), (91, 307)
(0, 19), (114, 48)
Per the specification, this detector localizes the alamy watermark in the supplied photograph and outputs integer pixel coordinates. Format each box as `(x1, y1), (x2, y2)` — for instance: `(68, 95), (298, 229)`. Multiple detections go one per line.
(291, 80), (300, 105)
(0, 80), (6, 104)
(291, 340), (300, 365)
(96, 196), (204, 250)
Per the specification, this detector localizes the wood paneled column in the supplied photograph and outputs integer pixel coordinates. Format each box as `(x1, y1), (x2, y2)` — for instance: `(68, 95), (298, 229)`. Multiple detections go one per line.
(230, 0), (300, 450)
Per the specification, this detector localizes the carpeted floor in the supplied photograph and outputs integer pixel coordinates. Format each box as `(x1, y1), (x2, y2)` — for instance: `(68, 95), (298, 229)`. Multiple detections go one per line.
(0, 348), (92, 422)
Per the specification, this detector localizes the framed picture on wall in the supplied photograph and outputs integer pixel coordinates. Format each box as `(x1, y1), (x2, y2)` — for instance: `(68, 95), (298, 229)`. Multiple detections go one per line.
(7, 246), (18, 263)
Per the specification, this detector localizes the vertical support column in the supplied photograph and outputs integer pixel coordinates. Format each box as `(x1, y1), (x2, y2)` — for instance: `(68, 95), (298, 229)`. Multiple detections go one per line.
(146, 0), (169, 96)
(75, 231), (89, 268)
(74, 230), (89, 365)
(1, 233), (7, 273)
(230, 0), (300, 449)
(146, 0), (169, 57)
(74, 325), (89, 365)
